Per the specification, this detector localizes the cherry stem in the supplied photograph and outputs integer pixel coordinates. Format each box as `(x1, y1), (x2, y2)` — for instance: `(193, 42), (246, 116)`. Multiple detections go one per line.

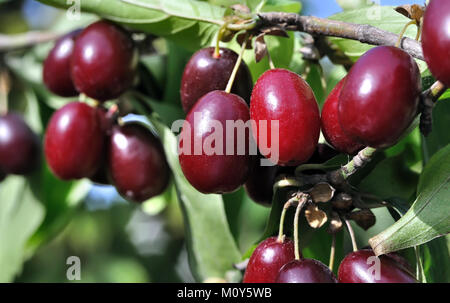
(293, 194), (308, 260)
(329, 233), (336, 271)
(415, 18), (422, 41)
(344, 218), (358, 252)
(267, 50), (275, 69)
(214, 22), (230, 59)
(395, 20), (417, 48)
(0, 69), (10, 115)
(277, 197), (298, 242)
(225, 33), (248, 94)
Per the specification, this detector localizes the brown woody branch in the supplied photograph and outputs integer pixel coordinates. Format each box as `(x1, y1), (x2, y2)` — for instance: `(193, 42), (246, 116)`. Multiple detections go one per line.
(0, 31), (60, 52)
(257, 12), (424, 61)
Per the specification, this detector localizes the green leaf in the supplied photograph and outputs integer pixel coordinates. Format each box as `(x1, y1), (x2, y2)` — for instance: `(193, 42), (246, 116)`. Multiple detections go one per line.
(0, 176), (45, 282)
(149, 116), (241, 281)
(369, 144), (450, 256)
(39, 0), (226, 51)
(336, 0), (373, 11)
(27, 164), (90, 249)
(328, 6), (422, 63)
(422, 99), (450, 164)
(422, 236), (450, 282)
(357, 153), (419, 201)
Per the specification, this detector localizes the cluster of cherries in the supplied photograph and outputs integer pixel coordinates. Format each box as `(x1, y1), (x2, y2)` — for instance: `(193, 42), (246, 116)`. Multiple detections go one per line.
(178, 45), (421, 199)
(41, 20), (169, 203)
(176, 0), (450, 283)
(243, 235), (417, 283)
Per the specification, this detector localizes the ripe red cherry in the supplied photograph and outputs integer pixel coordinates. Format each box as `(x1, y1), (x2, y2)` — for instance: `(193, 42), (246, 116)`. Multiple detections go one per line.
(276, 259), (337, 283)
(43, 29), (80, 97)
(338, 46), (421, 148)
(338, 249), (417, 283)
(44, 102), (104, 180)
(321, 78), (364, 155)
(422, 0), (450, 87)
(108, 123), (170, 202)
(179, 90), (254, 194)
(180, 47), (253, 113)
(0, 113), (40, 175)
(250, 68), (320, 166)
(244, 159), (278, 206)
(243, 236), (295, 283)
(72, 20), (138, 101)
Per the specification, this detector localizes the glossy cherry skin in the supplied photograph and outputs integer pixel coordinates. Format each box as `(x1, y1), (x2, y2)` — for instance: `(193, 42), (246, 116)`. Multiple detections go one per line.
(422, 0), (450, 87)
(43, 29), (80, 97)
(179, 90), (254, 194)
(338, 249), (417, 283)
(250, 68), (320, 166)
(44, 102), (104, 180)
(180, 47), (253, 113)
(0, 113), (40, 175)
(72, 20), (138, 101)
(321, 78), (364, 155)
(338, 46), (421, 148)
(108, 123), (170, 203)
(243, 236), (295, 283)
(244, 158), (278, 206)
(276, 259), (337, 283)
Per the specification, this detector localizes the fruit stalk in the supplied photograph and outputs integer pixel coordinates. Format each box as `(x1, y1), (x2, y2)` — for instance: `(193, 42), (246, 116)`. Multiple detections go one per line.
(293, 193), (308, 260)
(278, 197), (298, 242)
(225, 34), (248, 93)
(344, 218), (358, 252)
(0, 70), (10, 115)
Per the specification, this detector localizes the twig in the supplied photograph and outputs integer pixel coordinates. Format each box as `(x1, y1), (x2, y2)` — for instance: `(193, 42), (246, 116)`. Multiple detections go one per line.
(257, 13), (424, 61)
(420, 81), (447, 136)
(0, 31), (59, 52)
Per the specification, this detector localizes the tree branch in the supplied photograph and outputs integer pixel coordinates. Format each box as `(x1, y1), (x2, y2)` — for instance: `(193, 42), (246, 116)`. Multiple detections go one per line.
(419, 81), (447, 136)
(257, 12), (424, 61)
(0, 31), (59, 52)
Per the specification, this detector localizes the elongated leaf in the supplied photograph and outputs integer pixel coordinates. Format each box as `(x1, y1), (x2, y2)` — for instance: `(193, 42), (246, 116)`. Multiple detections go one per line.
(422, 99), (450, 164)
(0, 176), (45, 282)
(39, 0), (225, 50)
(369, 144), (450, 255)
(150, 116), (241, 281)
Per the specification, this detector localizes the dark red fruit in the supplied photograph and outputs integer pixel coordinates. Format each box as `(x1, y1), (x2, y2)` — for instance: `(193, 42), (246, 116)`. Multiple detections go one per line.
(43, 29), (80, 97)
(321, 78), (364, 155)
(338, 46), (421, 148)
(108, 123), (170, 202)
(180, 47), (253, 113)
(243, 236), (295, 283)
(422, 0), (450, 87)
(250, 68), (320, 166)
(338, 249), (417, 283)
(72, 20), (138, 101)
(276, 259), (337, 283)
(179, 90), (254, 194)
(244, 159), (277, 206)
(0, 113), (40, 175)
(44, 102), (104, 180)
